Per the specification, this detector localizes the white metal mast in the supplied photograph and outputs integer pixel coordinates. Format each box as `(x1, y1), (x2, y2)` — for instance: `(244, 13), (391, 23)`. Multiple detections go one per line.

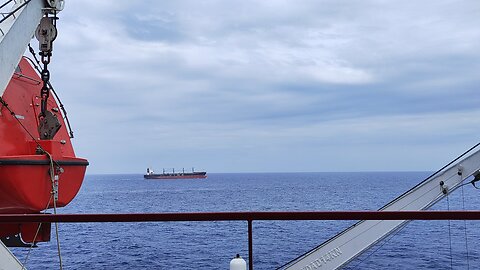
(281, 146), (480, 270)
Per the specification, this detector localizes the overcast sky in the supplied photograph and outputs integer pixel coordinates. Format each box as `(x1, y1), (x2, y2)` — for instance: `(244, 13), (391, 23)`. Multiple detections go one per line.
(42, 0), (480, 174)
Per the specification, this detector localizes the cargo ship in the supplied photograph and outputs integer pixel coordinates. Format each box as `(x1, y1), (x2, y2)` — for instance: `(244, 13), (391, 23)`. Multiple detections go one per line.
(144, 167), (207, 179)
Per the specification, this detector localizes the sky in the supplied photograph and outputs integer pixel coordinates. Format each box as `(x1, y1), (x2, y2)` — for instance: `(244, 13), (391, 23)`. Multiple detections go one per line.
(39, 0), (480, 174)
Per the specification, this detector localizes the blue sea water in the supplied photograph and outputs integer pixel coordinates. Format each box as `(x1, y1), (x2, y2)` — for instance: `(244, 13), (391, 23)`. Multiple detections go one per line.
(10, 172), (480, 269)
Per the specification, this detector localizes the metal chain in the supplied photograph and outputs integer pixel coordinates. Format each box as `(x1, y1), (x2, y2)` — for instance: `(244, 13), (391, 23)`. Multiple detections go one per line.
(35, 12), (57, 118)
(39, 51), (51, 117)
(27, 45), (75, 138)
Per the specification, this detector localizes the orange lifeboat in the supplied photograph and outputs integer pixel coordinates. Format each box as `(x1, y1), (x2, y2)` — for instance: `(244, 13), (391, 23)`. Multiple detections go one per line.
(0, 57), (88, 243)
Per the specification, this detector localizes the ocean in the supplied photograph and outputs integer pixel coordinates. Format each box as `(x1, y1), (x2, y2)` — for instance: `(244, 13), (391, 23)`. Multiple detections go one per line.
(10, 172), (480, 269)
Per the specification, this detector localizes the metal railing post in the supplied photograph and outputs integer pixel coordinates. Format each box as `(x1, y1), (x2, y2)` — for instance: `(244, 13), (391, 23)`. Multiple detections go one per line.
(248, 219), (253, 270)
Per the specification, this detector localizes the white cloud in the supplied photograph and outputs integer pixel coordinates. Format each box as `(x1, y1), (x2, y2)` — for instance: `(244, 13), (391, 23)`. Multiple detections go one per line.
(39, 0), (480, 173)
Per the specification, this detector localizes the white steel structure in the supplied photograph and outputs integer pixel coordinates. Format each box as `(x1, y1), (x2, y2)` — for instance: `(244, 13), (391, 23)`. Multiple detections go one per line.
(0, 0), (43, 96)
(281, 147), (480, 270)
(0, 240), (23, 270)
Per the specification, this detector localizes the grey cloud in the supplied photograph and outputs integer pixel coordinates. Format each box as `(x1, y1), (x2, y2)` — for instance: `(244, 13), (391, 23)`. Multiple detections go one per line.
(46, 0), (480, 173)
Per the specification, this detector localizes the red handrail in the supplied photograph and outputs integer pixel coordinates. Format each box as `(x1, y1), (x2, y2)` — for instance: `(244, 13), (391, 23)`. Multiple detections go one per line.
(3, 211), (480, 270)
(2, 210), (480, 223)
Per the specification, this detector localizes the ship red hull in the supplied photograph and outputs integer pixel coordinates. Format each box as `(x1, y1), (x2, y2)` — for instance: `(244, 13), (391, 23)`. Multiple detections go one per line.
(144, 174), (207, 179)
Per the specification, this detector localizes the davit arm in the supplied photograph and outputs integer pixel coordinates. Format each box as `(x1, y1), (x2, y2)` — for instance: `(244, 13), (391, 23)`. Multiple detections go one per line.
(281, 146), (480, 270)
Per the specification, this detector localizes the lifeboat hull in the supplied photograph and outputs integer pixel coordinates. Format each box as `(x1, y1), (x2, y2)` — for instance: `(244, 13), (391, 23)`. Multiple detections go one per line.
(0, 155), (88, 213)
(0, 57), (88, 244)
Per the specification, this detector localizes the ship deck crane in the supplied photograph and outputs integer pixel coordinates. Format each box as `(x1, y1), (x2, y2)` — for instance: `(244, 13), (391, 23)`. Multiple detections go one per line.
(0, 0), (64, 268)
(280, 145), (480, 270)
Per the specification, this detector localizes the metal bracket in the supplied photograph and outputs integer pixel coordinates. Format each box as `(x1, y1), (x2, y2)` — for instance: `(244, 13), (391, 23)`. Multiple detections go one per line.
(0, 234), (34, 248)
(46, 0), (64, 11)
(35, 16), (57, 52)
(38, 110), (61, 139)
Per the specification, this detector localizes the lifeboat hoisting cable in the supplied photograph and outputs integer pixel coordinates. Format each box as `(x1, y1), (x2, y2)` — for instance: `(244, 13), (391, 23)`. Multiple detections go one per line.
(27, 44), (74, 138)
(35, 10), (61, 140)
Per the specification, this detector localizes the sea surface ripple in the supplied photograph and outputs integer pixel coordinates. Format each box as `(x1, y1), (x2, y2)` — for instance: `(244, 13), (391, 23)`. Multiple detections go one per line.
(11, 172), (480, 269)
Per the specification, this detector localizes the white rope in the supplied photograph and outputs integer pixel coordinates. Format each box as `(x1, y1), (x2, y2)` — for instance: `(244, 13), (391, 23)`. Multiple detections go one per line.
(21, 152), (64, 270)
(461, 184), (470, 269)
(446, 195), (453, 269)
(47, 152), (63, 270)
(22, 194), (53, 269)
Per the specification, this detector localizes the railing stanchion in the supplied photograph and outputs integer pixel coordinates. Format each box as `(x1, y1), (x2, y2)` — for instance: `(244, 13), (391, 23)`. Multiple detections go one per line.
(248, 219), (253, 270)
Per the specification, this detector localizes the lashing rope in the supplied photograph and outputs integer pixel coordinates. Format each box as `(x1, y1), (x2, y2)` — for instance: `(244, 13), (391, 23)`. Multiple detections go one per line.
(461, 184), (470, 270)
(47, 152), (63, 270)
(21, 153), (63, 270)
(446, 194), (453, 269)
(0, 96), (44, 151)
(22, 193), (53, 269)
